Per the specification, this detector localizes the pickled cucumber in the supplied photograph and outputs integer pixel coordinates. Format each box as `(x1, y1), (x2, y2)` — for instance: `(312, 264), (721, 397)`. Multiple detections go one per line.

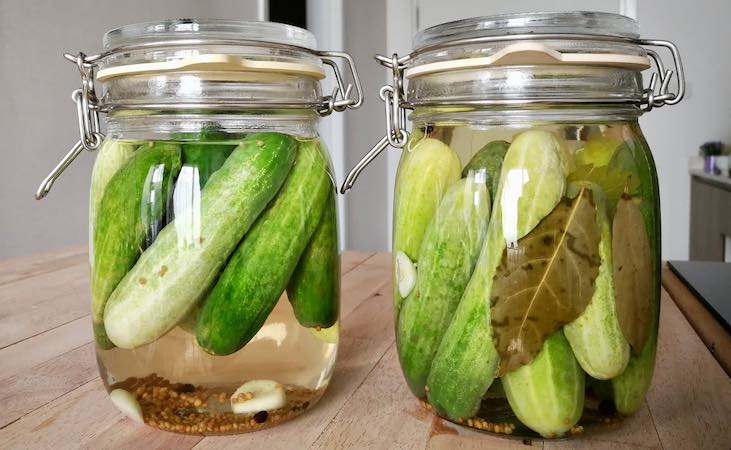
(426, 130), (567, 420)
(461, 140), (509, 198)
(564, 183), (630, 379)
(104, 133), (296, 349)
(502, 330), (585, 438)
(392, 135), (461, 311)
(611, 136), (661, 414)
(397, 177), (491, 397)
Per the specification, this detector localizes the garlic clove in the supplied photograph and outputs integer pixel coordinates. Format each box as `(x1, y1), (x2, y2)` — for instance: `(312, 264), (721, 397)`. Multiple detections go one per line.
(230, 380), (286, 415)
(109, 388), (144, 424)
(395, 250), (417, 298)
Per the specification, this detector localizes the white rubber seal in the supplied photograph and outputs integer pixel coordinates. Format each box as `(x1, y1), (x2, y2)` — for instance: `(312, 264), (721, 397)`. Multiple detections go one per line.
(405, 42), (651, 79)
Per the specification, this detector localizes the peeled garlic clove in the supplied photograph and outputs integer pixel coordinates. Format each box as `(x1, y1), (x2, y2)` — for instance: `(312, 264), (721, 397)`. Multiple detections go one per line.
(109, 388), (144, 423)
(308, 321), (339, 344)
(230, 380), (286, 414)
(395, 251), (417, 298)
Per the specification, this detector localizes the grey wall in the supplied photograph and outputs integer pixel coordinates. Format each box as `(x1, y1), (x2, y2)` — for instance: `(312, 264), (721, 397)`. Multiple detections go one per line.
(636, 0), (731, 260)
(342, 0), (390, 251)
(0, 0), (260, 259)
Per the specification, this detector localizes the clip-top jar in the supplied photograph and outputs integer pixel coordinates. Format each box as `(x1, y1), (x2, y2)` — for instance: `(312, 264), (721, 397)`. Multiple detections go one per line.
(36, 19), (362, 434)
(344, 11), (684, 439)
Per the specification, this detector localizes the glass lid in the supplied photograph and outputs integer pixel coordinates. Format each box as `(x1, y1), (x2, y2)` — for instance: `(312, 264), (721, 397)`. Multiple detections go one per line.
(414, 11), (640, 50)
(104, 18), (317, 51)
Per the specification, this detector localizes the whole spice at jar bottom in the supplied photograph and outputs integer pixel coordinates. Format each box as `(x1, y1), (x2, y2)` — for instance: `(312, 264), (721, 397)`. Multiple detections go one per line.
(109, 373), (323, 434)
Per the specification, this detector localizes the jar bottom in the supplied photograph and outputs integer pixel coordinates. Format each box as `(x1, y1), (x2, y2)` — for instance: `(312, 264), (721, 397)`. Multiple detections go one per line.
(107, 374), (325, 434)
(422, 391), (628, 440)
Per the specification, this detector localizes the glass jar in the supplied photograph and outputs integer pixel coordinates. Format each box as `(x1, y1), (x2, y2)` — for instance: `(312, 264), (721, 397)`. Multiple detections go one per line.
(343, 12), (684, 439)
(36, 19), (362, 434)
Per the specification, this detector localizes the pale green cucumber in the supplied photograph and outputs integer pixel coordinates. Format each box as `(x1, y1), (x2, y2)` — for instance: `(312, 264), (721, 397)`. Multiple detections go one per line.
(91, 142), (181, 348)
(397, 177), (491, 398)
(89, 138), (137, 247)
(392, 136), (462, 311)
(611, 136), (661, 415)
(565, 183), (630, 379)
(103, 133), (297, 349)
(426, 130), (567, 420)
(502, 330), (585, 438)
(196, 139), (332, 355)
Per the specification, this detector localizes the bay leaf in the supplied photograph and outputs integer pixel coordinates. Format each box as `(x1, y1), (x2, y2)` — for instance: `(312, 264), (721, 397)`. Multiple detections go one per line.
(491, 188), (602, 375)
(612, 193), (652, 352)
(567, 163), (640, 213)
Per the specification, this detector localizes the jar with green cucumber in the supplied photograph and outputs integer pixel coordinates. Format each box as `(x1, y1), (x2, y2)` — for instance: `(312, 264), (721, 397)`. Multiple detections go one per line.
(35, 19), (362, 434)
(343, 11), (684, 439)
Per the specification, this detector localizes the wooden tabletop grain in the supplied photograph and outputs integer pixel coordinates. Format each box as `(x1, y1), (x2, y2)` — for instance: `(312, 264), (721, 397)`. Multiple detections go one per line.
(0, 248), (729, 449)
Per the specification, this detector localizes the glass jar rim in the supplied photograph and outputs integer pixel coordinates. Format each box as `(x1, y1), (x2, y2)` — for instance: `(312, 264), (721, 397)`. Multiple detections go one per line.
(413, 11), (640, 51)
(103, 19), (317, 52)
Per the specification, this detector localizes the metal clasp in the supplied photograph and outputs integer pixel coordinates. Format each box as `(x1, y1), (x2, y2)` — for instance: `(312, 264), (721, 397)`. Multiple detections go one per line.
(317, 51), (363, 116)
(639, 39), (685, 112)
(340, 53), (411, 193)
(36, 52), (104, 200)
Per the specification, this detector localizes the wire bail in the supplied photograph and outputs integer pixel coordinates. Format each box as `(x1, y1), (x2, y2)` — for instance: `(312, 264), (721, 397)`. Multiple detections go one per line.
(317, 51), (363, 116)
(35, 52), (104, 200)
(340, 53), (411, 193)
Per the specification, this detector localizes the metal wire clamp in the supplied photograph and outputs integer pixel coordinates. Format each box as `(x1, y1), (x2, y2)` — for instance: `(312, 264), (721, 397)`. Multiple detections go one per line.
(36, 43), (363, 200)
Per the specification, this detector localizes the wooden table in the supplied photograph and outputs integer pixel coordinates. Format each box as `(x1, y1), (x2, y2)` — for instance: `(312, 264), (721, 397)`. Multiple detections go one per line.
(0, 248), (729, 449)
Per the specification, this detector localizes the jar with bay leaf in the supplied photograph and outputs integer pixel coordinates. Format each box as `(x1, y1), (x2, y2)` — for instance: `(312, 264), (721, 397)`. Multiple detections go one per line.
(343, 12), (684, 439)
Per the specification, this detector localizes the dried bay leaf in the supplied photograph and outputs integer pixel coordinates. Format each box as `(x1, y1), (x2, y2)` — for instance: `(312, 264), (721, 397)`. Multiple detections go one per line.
(612, 193), (652, 352)
(567, 163), (640, 213)
(491, 188), (602, 375)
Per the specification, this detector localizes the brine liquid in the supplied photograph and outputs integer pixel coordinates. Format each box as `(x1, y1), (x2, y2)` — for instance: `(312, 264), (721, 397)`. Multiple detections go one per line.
(97, 293), (337, 434)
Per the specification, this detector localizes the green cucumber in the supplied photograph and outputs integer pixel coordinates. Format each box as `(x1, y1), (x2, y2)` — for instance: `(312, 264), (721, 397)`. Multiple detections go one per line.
(196, 138), (332, 355)
(103, 133), (297, 349)
(426, 130), (567, 420)
(179, 130), (237, 188)
(564, 183), (630, 379)
(502, 330), (585, 438)
(611, 135), (661, 414)
(397, 177), (491, 398)
(91, 142), (181, 348)
(89, 139), (137, 245)
(461, 140), (509, 199)
(287, 188), (340, 329)
(392, 136), (461, 311)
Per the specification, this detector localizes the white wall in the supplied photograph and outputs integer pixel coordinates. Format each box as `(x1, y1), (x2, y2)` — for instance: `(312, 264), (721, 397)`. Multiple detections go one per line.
(0, 0), (261, 260)
(364, 0), (728, 260)
(636, 0), (731, 260)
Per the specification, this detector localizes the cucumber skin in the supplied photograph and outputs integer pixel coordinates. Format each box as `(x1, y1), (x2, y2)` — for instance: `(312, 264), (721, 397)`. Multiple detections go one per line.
(181, 133), (237, 188)
(91, 142), (181, 348)
(397, 178), (491, 398)
(89, 139), (137, 252)
(196, 139), (332, 355)
(611, 135), (661, 414)
(103, 133), (297, 349)
(426, 130), (566, 421)
(392, 136), (462, 312)
(461, 140), (509, 199)
(564, 185), (630, 380)
(287, 187), (340, 329)
(502, 330), (585, 438)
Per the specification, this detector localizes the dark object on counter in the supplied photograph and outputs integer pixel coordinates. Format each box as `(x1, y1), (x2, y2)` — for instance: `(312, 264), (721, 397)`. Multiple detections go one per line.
(667, 261), (731, 332)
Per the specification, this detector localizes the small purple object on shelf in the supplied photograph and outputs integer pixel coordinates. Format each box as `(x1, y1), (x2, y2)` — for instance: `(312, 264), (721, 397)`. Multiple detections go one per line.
(704, 155), (718, 174)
